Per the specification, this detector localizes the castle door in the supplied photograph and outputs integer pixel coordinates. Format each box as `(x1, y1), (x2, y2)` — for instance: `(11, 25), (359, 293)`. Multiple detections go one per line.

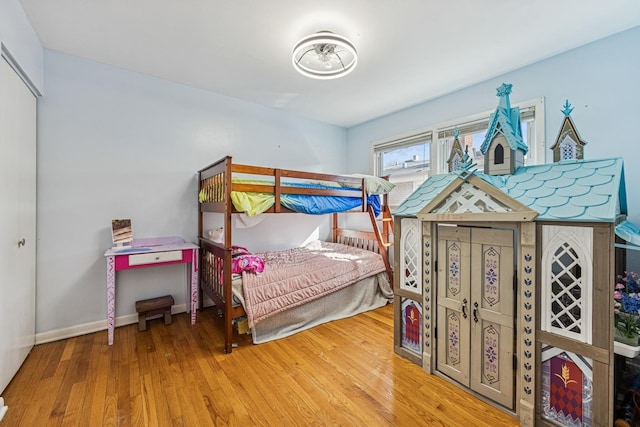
(436, 225), (515, 409)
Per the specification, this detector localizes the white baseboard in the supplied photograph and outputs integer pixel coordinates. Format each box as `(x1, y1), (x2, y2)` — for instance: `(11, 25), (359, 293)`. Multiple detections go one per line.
(35, 303), (188, 345)
(0, 397), (7, 422)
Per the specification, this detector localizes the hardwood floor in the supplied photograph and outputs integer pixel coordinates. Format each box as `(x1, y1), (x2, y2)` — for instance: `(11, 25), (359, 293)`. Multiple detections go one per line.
(1, 304), (520, 426)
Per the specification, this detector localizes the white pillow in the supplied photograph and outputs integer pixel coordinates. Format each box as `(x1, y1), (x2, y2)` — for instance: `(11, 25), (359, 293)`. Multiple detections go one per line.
(340, 174), (396, 194)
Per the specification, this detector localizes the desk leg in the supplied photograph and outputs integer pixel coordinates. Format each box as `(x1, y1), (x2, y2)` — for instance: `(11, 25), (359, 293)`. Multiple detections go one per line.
(106, 255), (115, 345)
(191, 248), (198, 324)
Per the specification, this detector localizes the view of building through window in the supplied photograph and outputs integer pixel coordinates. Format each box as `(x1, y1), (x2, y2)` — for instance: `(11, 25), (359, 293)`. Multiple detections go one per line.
(378, 139), (431, 207)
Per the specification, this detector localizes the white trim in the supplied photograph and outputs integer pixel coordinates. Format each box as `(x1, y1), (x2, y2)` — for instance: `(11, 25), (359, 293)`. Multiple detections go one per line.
(529, 97), (546, 165)
(399, 218), (422, 294)
(372, 129), (433, 151)
(1, 43), (42, 97)
(35, 303), (189, 344)
(0, 398), (7, 422)
(541, 225), (593, 344)
(434, 97), (542, 137)
(371, 130), (432, 178)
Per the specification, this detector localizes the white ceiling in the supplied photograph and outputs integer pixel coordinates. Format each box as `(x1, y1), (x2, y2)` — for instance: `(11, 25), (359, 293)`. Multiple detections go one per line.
(18, 0), (640, 128)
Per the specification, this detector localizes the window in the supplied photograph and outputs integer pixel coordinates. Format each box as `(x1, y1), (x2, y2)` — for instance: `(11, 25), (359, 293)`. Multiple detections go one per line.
(373, 131), (431, 208)
(495, 144), (504, 165)
(541, 225), (593, 344)
(451, 154), (462, 172)
(560, 137), (576, 161)
(373, 97), (544, 208)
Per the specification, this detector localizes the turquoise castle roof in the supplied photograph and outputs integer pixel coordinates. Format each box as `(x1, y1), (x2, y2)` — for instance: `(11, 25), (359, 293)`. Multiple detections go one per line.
(393, 157), (627, 222)
(393, 174), (459, 217)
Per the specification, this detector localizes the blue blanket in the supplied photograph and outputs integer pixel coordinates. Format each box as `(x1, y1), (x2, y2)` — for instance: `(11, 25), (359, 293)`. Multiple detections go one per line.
(230, 180), (381, 216)
(281, 182), (381, 216)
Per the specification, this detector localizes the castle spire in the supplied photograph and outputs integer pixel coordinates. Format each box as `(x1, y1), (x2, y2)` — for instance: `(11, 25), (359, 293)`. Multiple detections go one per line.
(561, 99), (574, 117)
(461, 146), (477, 174)
(496, 83), (513, 111)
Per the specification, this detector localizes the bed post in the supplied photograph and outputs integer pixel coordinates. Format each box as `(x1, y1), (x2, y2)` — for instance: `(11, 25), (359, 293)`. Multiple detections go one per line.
(223, 156), (234, 353)
(223, 250), (233, 353)
(198, 173), (204, 240)
(224, 157), (233, 248)
(368, 206), (393, 286)
(361, 178), (367, 211)
(274, 169), (281, 213)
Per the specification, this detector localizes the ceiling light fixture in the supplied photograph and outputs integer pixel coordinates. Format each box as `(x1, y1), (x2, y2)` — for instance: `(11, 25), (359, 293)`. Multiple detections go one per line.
(292, 31), (358, 80)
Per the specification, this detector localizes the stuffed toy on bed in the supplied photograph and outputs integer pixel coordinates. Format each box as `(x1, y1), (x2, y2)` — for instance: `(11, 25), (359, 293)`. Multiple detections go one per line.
(208, 227), (224, 243)
(231, 245), (265, 274)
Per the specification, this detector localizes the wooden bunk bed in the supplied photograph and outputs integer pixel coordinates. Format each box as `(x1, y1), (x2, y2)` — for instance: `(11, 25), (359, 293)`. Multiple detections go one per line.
(197, 156), (394, 353)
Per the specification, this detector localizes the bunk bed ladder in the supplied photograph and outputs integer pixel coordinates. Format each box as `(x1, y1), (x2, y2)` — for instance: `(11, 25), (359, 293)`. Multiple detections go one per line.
(368, 205), (394, 286)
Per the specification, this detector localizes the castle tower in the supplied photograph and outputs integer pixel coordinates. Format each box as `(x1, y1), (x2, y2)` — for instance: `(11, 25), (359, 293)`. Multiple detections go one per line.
(549, 100), (587, 162)
(480, 83), (528, 175)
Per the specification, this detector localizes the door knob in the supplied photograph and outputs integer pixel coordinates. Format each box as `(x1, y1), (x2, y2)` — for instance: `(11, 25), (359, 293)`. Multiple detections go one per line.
(473, 302), (479, 323)
(461, 298), (468, 319)
(17, 238), (26, 247)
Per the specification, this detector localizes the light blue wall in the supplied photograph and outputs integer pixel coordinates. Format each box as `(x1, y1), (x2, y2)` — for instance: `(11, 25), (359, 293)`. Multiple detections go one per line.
(36, 50), (346, 334)
(0, 0), (43, 92)
(347, 25), (640, 223)
(28, 18), (640, 337)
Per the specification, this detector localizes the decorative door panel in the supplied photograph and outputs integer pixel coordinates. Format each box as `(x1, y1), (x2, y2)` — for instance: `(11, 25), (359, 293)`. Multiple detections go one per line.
(469, 228), (514, 409)
(436, 226), (515, 410)
(541, 346), (593, 426)
(401, 298), (422, 355)
(437, 226), (471, 386)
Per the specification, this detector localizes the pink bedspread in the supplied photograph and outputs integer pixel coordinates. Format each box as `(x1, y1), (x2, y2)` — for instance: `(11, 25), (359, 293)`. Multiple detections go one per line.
(242, 241), (386, 328)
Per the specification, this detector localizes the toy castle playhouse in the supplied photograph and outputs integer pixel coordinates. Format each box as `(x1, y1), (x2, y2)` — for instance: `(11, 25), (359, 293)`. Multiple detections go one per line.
(392, 83), (635, 426)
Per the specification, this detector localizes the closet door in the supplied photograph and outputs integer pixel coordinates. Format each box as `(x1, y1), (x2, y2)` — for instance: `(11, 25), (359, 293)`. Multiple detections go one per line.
(0, 56), (37, 393)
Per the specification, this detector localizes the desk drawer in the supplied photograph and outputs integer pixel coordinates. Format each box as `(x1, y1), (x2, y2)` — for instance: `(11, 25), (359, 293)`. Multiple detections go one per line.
(129, 250), (183, 266)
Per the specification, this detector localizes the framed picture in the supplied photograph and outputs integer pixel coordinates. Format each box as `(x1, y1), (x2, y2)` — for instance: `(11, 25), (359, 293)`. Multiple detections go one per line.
(111, 219), (133, 245)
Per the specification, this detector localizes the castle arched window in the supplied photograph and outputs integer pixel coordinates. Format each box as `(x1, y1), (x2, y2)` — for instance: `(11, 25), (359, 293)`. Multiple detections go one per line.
(559, 136), (577, 161)
(494, 143), (504, 165)
(399, 218), (421, 294)
(541, 225), (593, 344)
(451, 153), (462, 172)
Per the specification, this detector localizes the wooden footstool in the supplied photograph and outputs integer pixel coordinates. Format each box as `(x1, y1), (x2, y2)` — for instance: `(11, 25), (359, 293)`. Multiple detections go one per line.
(135, 295), (174, 332)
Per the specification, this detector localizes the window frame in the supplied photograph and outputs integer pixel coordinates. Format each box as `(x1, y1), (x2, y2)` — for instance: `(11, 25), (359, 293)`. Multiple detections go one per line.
(372, 130), (433, 208)
(371, 97), (545, 179)
(372, 130), (433, 177)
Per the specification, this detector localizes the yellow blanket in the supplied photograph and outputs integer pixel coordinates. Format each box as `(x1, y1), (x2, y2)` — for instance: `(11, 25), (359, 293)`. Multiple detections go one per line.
(229, 179), (276, 216)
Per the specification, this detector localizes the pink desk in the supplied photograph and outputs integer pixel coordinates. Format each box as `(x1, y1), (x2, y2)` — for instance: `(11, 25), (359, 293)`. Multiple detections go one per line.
(104, 236), (198, 345)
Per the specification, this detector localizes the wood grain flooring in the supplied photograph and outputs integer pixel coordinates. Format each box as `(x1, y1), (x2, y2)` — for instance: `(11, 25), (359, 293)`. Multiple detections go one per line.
(1, 304), (520, 426)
